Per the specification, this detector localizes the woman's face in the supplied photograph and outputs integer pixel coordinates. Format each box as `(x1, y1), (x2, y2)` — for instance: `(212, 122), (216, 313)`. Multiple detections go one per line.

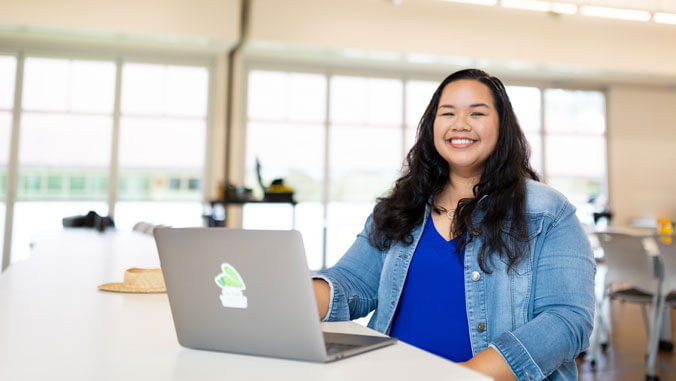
(433, 79), (499, 178)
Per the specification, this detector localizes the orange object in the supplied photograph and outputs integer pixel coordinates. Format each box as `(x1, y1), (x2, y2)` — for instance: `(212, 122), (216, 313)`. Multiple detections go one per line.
(658, 219), (674, 244)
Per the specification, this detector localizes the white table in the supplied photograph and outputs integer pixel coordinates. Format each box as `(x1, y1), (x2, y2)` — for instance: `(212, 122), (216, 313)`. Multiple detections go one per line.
(0, 229), (491, 381)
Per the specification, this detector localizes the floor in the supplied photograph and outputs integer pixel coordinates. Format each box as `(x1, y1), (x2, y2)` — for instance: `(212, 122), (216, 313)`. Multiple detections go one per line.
(577, 299), (676, 380)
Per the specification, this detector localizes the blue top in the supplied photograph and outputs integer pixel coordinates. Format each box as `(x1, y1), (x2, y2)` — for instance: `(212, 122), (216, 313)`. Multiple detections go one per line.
(389, 216), (473, 362)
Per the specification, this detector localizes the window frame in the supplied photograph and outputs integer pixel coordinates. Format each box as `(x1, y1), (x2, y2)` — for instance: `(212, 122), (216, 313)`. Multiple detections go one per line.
(0, 46), (218, 269)
(242, 58), (609, 269)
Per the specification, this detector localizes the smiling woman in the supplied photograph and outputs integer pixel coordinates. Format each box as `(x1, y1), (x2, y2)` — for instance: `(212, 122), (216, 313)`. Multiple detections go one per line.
(311, 69), (595, 381)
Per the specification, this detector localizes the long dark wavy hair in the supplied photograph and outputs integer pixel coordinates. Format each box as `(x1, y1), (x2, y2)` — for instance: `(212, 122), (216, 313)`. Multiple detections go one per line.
(369, 69), (539, 273)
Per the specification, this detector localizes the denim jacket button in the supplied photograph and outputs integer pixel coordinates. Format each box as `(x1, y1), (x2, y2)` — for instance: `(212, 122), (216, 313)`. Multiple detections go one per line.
(477, 322), (486, 332)
(471, 228), (481, 236)
(471, 271), (480, 281)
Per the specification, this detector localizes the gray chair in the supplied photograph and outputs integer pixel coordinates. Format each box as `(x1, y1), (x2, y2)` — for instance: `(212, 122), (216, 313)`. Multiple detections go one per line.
(650, 237), (676, 380)
(590, 232), (662, 378)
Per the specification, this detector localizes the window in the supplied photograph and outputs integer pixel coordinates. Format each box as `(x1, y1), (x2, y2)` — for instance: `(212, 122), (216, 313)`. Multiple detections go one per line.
(244, 68), (607, 270)
(12, 57), (114, 262)
(326, 76), (403, 266)
(243, 71), (327, 270)
(0, 55), (16, 265)
(506, 86), (543, 174)
(1, 54), (211, 266)
(114, 63), (208, 229)
(544, 89), (606, 225)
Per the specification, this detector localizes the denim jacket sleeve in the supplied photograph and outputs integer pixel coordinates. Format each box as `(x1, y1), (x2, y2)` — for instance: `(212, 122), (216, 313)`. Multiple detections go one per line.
(489, 200), (596, 381)
(313, 215), (384, 322)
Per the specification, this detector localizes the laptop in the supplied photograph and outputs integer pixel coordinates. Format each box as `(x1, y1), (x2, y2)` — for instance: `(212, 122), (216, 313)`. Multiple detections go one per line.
(153, 228), (397, 362)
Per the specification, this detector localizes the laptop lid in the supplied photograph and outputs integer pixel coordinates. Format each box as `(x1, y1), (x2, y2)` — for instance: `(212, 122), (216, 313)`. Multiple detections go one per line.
(154, 228), (328, 362)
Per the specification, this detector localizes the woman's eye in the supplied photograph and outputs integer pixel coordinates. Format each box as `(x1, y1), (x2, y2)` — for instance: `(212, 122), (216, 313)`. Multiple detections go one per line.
(471, 113), (486, 117)
(441, 112), (455, 117)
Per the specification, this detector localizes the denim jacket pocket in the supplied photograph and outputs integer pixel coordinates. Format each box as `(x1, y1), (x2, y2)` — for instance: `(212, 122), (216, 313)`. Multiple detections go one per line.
(498, 215), (544, 276)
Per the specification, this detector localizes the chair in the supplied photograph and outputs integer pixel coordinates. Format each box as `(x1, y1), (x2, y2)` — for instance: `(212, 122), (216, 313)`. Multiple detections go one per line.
(651, 237), (676, 380)
(590, 232), (662, 378)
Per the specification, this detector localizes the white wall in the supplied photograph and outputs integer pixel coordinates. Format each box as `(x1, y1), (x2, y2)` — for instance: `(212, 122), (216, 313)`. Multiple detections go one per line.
(608, 86), (676, 224)
(1, 0), (240, 42)
(249, 0), (676, 83)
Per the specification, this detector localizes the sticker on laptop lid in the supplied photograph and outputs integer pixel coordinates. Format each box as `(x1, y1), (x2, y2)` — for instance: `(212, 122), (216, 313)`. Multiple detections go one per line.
(214, 263), (248, 309)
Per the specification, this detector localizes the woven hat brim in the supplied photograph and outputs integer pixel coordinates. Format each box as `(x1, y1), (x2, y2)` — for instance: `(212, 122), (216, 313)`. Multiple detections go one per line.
(98, 282), (166, 294)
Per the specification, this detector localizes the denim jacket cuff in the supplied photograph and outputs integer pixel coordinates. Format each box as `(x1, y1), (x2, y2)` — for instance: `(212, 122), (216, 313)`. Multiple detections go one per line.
(490, 331), (545, 381)
(312, 273), (350, 321)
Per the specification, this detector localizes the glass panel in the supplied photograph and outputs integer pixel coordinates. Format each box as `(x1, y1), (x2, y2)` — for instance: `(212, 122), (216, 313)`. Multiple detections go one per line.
(70, 60), (116, 114)
(121, 63), (165, 115)
(117, 117), (205, 201)
(545, 134), (605, 224)
(0, 202), (4, 265)
(545, 89), (605, 135)
(0, 110), (6, 263)
(405, 80), (437, 151)
(242, 202), (323, 270)
(406, 80), (437, 127)
(11, 201), (107, 263)
(19, 113), (112, 168)
(22, 57), (69, 112)
(245, 122), (324, 201)
(0, 55), (17, 109)
(114, 201), (202, 229)
(506, 86), (541, 132)
(166, 66), (209, 118)
(329, 125), (401, 202)
(17, 113), (111, 201)
(248, 71), (326, 123)
(330, 76), (403, 125)
(118, 117), (205, 171)
(0, 112), (11, 198)
(545, 135), (605, 178)
(525, 131), (542, 176)
(325, 201), (373, 267)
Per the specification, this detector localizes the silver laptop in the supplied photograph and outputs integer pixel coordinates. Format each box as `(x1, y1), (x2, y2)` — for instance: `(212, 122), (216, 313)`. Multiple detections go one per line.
(154, 228), (396, 362)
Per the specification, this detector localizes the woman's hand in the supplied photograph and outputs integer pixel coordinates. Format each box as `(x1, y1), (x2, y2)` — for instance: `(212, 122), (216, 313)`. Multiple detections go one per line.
(460, 347), (517, 381)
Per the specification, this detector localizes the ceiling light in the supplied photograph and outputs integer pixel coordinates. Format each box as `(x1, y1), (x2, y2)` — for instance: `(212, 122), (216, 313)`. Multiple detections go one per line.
(580, 5), (651, 22)
(440, 0), (498, 6)
(500, 0), (577, 14)
(501, 0), (550, 12)
(654, 12), (676, 25)
(550, 3), (577, 15)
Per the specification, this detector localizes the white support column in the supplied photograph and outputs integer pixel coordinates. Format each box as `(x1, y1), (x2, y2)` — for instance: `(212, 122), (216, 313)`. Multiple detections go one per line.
(2, 53), (25, 272)
(107, 59), (123, 218)
(321, 72), (331, 270)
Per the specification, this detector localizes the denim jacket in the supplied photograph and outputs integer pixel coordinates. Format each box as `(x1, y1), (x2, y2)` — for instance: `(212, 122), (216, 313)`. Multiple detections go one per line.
(315, 179), (595, 381)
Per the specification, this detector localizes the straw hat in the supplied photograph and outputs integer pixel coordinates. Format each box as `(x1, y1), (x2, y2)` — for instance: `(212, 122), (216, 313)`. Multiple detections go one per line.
(99, 268), (166, 293)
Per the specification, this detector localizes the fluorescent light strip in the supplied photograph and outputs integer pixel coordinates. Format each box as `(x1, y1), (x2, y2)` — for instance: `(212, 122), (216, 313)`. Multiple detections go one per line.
(551, 3), (577, 15)
(654, 12), (676, 25)
(501, 0), (577, 14)
(501, 0), (550, 12)
(441, 0), (498, 6)
(580, 5), (651, 22)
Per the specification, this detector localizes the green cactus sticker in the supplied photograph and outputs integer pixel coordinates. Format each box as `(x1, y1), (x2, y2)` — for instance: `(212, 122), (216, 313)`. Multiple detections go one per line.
(217, 264), (244, 288)
(214, 262), (248, 309)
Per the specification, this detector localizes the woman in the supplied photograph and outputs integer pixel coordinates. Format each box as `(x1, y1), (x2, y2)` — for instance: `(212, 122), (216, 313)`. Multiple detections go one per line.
(312, 69), (595, 381)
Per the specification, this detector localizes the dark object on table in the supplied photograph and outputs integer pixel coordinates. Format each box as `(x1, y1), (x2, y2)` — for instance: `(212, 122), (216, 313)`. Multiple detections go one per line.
(593, 210), (613, 225)
(225, 184), (253, 203)
(62, 211), (115, 232)
(203, 203), (226, 228)
(256, 158), (295, 203)
(264, 178), (294, 203)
